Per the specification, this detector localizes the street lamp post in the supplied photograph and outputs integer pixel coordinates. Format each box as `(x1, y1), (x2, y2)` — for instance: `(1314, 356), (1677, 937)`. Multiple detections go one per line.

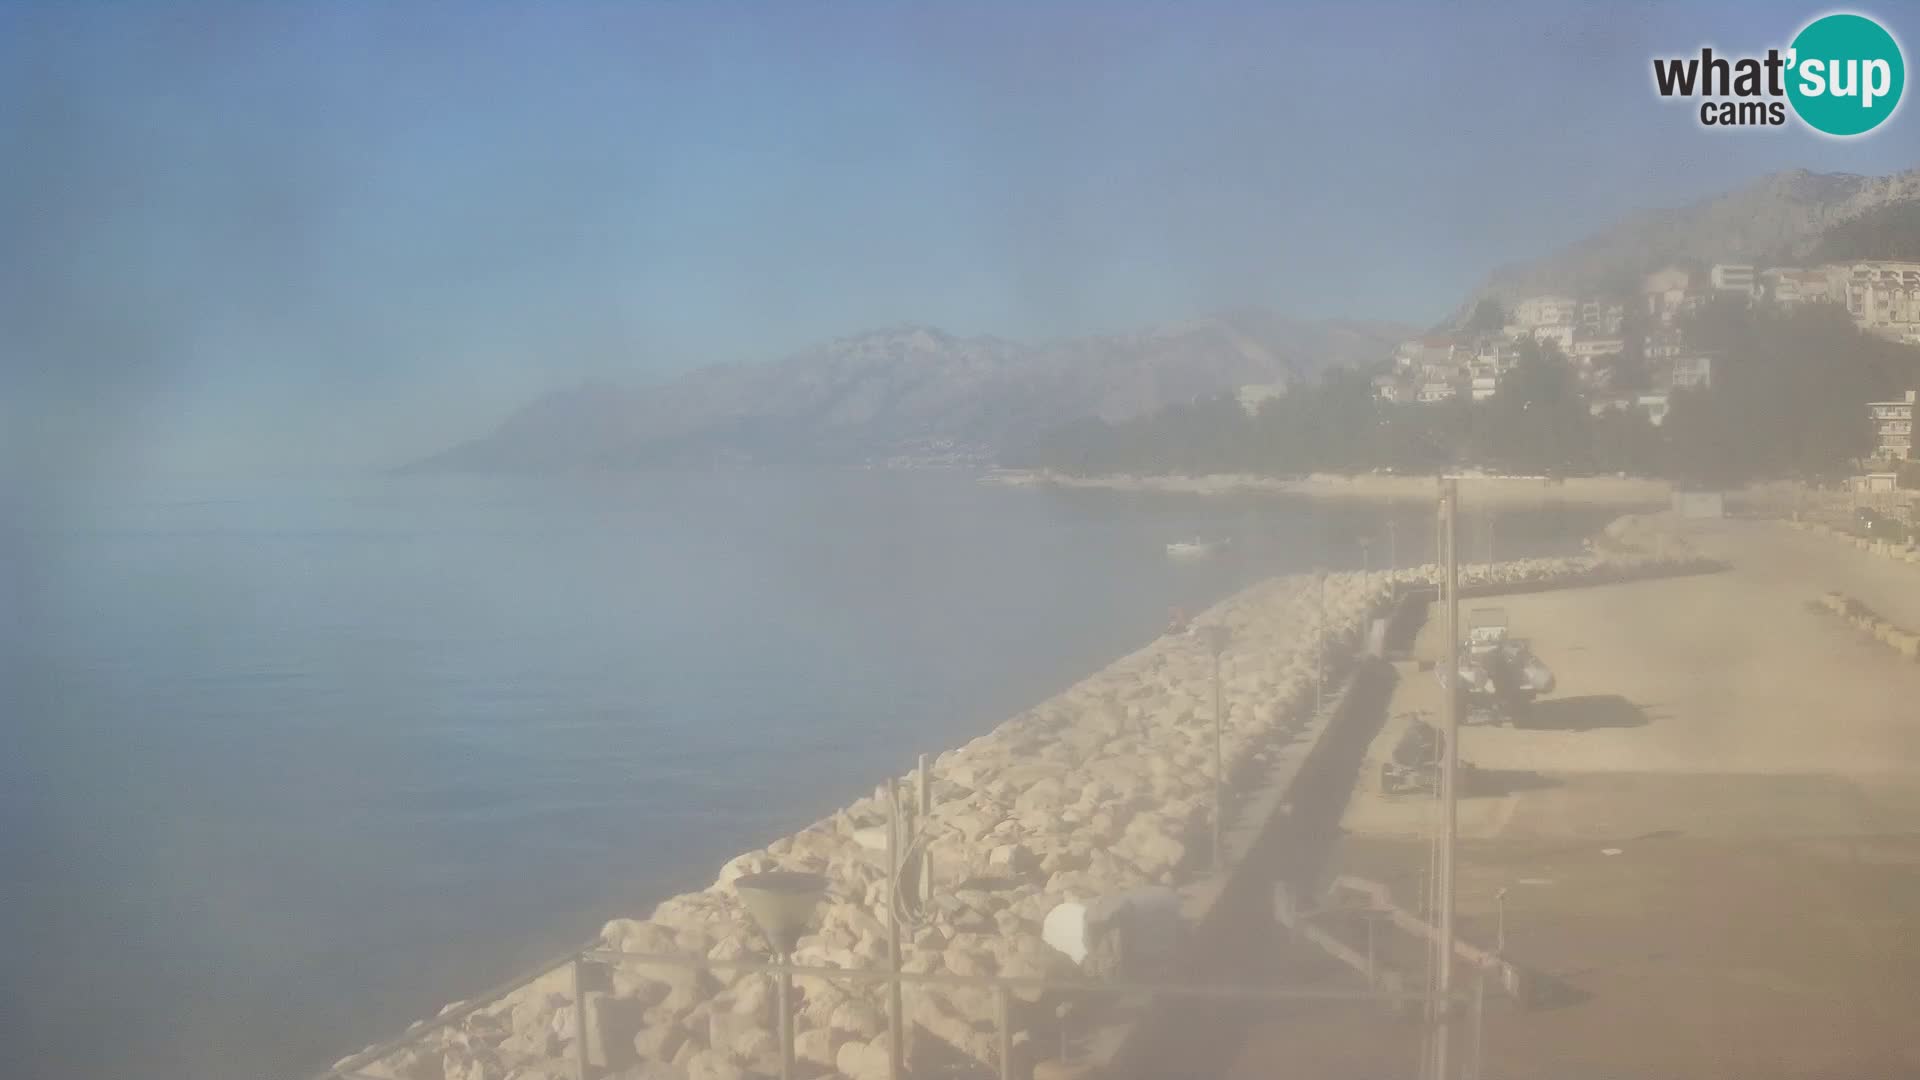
(1316, 570), (1328, 719)
(1198, 624), (1233, 872)
(734, 872), (829, 1080)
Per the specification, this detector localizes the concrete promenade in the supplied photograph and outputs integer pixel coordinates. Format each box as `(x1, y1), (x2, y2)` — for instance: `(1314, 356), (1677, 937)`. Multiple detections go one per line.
(1227, 518), (1920, 1080)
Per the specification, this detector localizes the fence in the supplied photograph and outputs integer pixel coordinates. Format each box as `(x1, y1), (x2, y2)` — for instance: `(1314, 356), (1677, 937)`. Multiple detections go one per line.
(318, 942), (1466, 1080)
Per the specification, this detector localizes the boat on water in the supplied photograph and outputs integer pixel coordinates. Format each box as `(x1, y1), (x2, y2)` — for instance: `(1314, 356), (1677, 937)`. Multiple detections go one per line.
(1165, 537), (1229, 560)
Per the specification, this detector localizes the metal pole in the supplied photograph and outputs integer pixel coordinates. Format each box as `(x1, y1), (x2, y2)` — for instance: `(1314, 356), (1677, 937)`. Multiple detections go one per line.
(1467, 970), (1486, 1080)
(1316, 571), (1327, 718)
(996, 985), (1013, 1080)
(917, 753), (933, 910)
(778, 962), (796, 1080)
(1388, 517), (1398, 575)
(886, 781), (904, 1080)
(570, 954), (589, 1080)
(1435, 478), (1462, 1080)
(1365, 914), (1377, 986)
(1212, 648), (1224, 872)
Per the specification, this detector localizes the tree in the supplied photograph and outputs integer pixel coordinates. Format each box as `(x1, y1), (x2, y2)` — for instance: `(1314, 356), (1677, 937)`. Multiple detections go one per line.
(1464, 298), (1506, 336)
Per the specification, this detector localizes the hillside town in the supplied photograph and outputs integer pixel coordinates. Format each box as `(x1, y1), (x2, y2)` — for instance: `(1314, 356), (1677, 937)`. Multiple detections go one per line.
(1376, 260), (1920, 429)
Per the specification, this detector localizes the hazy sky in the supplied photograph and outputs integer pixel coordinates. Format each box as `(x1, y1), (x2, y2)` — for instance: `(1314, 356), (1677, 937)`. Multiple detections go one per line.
(3, 2), (1917, 479)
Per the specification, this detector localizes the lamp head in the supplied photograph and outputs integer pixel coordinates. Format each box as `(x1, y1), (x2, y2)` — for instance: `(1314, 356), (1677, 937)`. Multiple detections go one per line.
(733, 871), (829, 957)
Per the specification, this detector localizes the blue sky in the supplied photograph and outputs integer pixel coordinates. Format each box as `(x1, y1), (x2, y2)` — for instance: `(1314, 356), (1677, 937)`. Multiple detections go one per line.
(2, 2), (1917, 479)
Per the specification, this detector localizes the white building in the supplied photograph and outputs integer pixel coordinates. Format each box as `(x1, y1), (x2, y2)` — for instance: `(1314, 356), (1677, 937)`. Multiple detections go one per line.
(1470, 374), (1499, 402)
(1579, 300), (1625, 336)
(1473, 340), (1519, 371)
(1395, 335), (1462, 371)
(1709, 263), (1758, 296)
(1639, 393), (1672, 427)
(1570, 337), (1625, 364)
(1512, 295), (1578, 329)
(1842, 262), (1920, 334)
(1417, 381), (1459, 404)
(1530, 324), (1576, 353)
(1643, 266), (1692, 324)
(1761, 267), (1835, 307)
(1645, 329), (1685, 361)
(1669, 355), (1713, 390)
(1869, 390), (1917, 461)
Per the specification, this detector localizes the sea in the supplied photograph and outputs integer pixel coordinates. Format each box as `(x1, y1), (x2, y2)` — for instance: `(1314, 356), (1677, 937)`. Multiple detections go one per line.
(0, 470), (1615, 1080)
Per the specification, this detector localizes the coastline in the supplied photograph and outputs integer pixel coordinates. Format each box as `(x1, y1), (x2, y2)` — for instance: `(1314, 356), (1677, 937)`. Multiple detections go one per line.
(341, 544), (1713, 1080)
(985, 469), (1674, 507)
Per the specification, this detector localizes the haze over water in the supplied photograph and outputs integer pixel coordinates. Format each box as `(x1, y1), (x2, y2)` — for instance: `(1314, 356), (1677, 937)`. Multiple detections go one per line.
(2, 471), (1606, 1080)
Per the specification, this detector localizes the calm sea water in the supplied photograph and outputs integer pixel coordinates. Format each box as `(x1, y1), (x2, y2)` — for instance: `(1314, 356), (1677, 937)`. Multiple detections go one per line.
(0, 471), (1612, 1080)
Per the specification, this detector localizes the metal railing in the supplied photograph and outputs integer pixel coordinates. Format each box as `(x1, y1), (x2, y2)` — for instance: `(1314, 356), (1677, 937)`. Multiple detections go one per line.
(318, 940), (1467, 1080)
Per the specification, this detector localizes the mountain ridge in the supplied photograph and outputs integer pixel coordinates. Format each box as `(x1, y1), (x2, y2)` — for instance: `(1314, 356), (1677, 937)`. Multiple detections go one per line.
(419, 311), (1413, 470)
(1468, 166), (1920, 306)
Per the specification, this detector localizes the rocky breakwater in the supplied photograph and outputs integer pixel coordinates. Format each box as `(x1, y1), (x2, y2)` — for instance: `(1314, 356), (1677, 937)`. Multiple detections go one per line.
(343, 551), (1710, 1080)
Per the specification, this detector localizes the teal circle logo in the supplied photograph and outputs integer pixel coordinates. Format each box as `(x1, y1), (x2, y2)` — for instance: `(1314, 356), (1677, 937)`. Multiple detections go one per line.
(1787, 13), (1904, 136)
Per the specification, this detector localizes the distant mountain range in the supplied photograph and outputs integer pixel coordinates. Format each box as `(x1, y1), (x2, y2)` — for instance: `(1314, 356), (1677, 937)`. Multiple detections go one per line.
(418, 311), (1411, 469)
(423, 167), (1920, 471)
(1471, 167), (1920, 305)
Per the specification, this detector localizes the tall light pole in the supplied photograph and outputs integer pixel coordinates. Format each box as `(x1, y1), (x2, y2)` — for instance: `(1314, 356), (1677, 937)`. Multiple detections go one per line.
(1433, 478), (1462, 1080)
(1199, 624), (1232, 872)
(1315, 570), (1328, 719)
(885, 782), (904, 1080)
(1359, 536), (1373, 574)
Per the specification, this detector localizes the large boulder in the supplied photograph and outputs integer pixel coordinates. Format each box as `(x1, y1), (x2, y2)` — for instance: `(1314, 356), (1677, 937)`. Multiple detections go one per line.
(632, 1020), (687, 1063)
(829, 998), (887, 1040)
(836, 1036), (896, 1080)
(794, 1024), (849, 1068)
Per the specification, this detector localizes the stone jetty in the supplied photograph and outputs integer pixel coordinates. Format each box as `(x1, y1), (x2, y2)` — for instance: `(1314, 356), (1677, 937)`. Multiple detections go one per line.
(340, 551), (1711, 1080)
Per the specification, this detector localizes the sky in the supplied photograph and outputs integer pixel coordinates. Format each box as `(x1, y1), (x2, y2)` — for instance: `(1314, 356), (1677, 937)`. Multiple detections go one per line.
(2, 1), (1918, 482)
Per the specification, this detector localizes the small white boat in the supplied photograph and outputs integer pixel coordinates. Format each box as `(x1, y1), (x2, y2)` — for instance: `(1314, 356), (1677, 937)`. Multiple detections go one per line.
(1166, 538), (1226, 560)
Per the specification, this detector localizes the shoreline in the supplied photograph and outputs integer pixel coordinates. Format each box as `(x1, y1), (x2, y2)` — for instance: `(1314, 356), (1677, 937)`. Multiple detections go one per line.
(985, 469), (1674, 507)
(340, 544), (1714, 1080)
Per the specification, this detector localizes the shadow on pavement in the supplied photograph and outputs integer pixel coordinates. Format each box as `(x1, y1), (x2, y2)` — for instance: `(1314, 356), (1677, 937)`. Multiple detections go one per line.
(1518, 694), (1648, 731)
(1463, 769), (1562, 798)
